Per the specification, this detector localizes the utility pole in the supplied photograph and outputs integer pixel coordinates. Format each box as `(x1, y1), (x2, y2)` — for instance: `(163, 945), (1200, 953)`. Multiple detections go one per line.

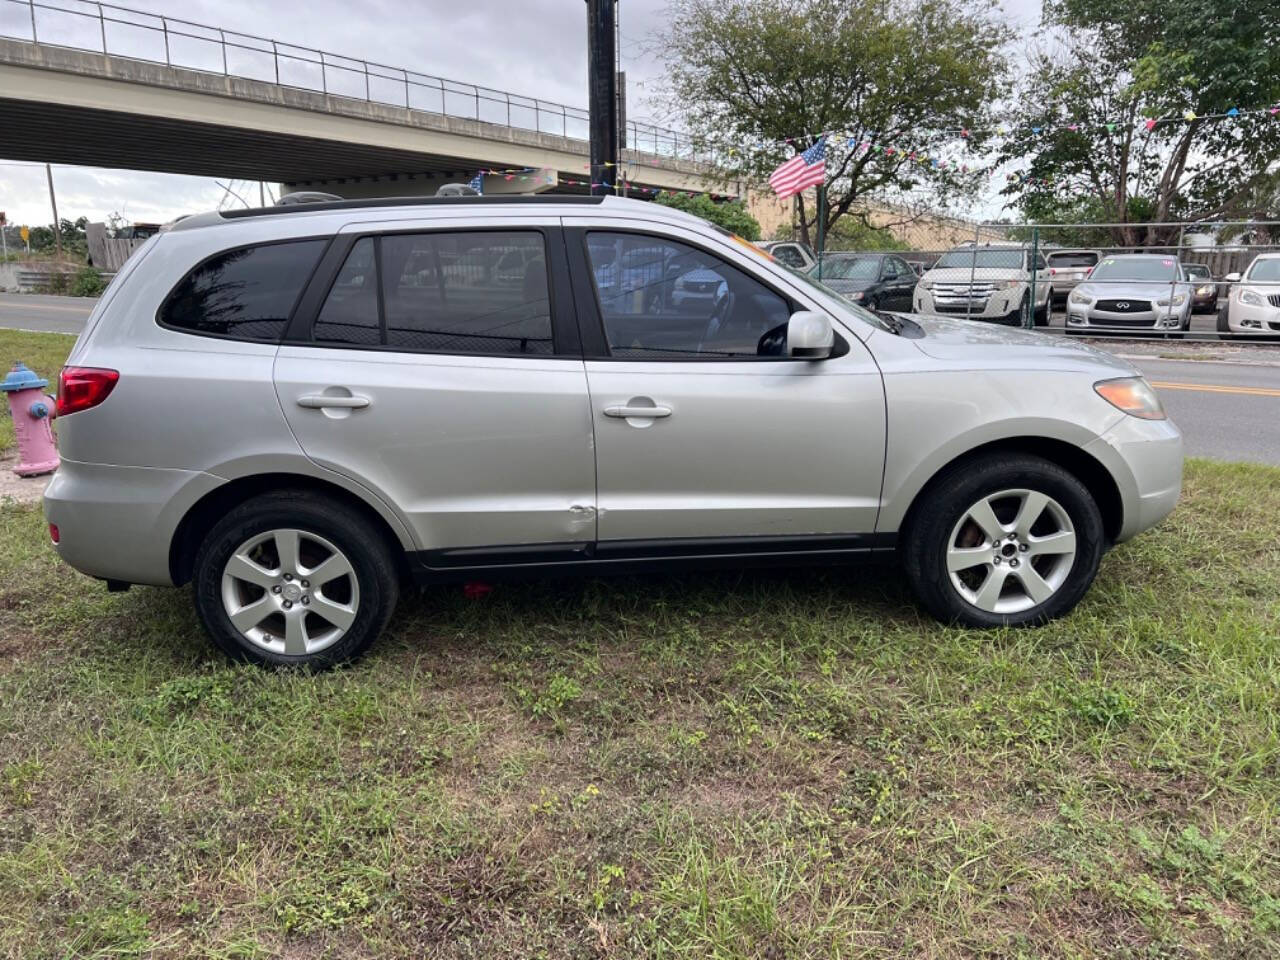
(46, 164), (62, 261)
(586, 0), (618, 196)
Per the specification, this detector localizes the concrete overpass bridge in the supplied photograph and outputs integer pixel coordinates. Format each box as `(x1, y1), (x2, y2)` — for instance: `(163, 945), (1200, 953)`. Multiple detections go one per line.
(0, 0), (733, 200)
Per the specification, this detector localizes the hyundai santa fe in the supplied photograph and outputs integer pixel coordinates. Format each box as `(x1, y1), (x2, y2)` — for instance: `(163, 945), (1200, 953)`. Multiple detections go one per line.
(45, 195), (1183, 668)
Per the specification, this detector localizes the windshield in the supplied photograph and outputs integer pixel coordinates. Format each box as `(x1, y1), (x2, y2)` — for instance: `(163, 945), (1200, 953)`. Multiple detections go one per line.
(1089, 257), (1180, 281)
(820, 257), (880, 280)
(934, 248), (1027, 270)
(1245, 259), (1280, 282)
(1183, 264), (1210, 280)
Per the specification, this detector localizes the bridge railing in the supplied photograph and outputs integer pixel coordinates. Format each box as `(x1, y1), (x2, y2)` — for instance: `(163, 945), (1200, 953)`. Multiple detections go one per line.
(0, 0), (710, 167)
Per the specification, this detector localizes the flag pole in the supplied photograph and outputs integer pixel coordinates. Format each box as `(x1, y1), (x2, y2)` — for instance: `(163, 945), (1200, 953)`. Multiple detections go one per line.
(815, 183), (826, 280)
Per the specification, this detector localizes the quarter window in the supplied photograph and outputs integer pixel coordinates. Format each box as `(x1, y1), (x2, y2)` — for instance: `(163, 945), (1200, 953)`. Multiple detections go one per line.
(314, 238), (379, 345)
(161, 240), (326, 341)
(585, 232), (792, 358)
(380, 232), (553, 355)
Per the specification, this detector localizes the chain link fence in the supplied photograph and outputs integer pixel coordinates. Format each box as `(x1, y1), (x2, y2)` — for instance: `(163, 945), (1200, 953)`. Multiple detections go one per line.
(802, 207), (1280, 342)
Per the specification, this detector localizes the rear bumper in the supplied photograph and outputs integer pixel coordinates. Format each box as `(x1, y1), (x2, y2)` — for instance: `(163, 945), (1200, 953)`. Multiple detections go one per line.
(1084, 416), (1183, 543)
(43, 458), (224, 586)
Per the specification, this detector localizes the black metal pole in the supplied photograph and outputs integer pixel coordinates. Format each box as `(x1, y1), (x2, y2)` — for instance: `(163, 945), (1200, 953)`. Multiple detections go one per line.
(586, 0), (618, 196)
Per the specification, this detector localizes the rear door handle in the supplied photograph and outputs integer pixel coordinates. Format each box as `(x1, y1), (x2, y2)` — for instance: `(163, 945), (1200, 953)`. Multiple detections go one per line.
(604, 404), (672, 419)
(297, 394), (370, 409)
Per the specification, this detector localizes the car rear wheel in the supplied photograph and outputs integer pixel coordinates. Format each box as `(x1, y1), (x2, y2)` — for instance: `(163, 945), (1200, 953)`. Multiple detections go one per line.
(192, 491), (399, 668)
(902, 455), (1105, 628)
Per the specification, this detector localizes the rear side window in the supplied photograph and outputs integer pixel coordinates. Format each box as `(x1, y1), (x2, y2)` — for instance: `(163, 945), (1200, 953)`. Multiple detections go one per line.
(379, 232), (552, 355)
(161, 240), (326, 341)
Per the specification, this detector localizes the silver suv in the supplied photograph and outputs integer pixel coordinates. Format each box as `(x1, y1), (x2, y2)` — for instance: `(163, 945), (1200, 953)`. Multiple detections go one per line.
(46, 195), (1183, 668)
(916, 243), (1053, 325)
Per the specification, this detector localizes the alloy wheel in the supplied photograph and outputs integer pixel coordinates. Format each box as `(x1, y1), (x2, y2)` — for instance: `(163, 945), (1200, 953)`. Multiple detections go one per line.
(220, 528), (359, 656)
(946, 488), (1077, 615)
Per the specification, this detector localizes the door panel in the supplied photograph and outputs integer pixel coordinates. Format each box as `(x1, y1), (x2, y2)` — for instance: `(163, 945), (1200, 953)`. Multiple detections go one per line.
(275, 350), (596, 549)
(585, 356), (885, 541)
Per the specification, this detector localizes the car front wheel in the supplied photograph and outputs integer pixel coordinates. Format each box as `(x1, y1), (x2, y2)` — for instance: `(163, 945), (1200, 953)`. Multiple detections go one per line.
(902, 455), (1105, 627)
(192, 491), (399, 668)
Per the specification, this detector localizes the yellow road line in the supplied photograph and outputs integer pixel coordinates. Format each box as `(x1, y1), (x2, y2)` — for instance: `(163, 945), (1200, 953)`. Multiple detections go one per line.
(1150, 380), (1280, 398)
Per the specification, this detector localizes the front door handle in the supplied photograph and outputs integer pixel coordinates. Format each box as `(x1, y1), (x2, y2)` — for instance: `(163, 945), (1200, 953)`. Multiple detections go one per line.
(604, 403), (672, 419)
(297, 394), (370, 409)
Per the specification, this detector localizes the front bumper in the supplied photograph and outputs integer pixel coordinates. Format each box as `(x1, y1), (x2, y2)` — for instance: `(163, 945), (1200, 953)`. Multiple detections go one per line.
(1065, 303), (1188, 331)
(1085, 415), (1183, 543)
(43, 458), (224, 586)
(1226, 299), (1280, 333)
(915, 285), (1045, 320)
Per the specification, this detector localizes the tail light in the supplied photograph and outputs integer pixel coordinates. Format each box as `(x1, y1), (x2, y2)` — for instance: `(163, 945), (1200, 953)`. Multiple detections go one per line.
(49, 523), (60, 544)
(1049, 267), (1058, 275)
(57, 366), (119, 416)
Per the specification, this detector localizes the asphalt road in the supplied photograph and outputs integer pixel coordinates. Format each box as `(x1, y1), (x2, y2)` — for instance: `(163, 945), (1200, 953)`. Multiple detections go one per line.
(0, 293), (94, 334)
(1123, 357), (1280, 465)
(1, 294), (1277, 465)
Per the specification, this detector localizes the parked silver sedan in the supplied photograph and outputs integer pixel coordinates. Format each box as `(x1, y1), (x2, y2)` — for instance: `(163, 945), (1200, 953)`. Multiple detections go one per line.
(1065, 254), (1194, 335)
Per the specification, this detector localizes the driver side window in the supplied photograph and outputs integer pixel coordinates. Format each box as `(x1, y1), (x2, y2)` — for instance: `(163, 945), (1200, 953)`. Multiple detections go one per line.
(584, 232), (791, 359)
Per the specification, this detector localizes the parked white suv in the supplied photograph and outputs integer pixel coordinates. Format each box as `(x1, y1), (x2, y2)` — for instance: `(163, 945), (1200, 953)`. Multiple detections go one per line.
(915, 243), (1053, 325)
(45, 195), (1182, 668)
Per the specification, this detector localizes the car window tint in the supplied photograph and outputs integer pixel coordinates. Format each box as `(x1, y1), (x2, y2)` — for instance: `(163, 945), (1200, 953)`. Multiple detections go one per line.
(314, 238), (379, 345)
(162, 240), (325, 341)
(1048, 252), (1099, 268)
(585, 232), (791, 359)
(379, 232), (552, 355)
(889, 257), (912, 277)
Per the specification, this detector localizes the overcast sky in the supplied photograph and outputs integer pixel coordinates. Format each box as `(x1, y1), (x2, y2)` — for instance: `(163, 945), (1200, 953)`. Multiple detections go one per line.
(0, 0), (1044, 227)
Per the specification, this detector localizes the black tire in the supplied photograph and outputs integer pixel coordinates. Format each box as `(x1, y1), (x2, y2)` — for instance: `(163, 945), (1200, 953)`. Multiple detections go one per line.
(1216, 305), (1230, 336)
(902, 454), (1106, 628)
(1034, 292), (1051, 326)
(193, 490), (400, 669)
(1010, 293), (1031, 328)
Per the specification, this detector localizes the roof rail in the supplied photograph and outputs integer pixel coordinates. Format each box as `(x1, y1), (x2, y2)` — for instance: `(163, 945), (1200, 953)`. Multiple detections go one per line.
(221, 194), (609, 219)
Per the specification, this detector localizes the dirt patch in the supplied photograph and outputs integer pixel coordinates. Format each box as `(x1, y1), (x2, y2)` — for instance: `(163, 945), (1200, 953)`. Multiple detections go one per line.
(0, 451), (52, 505)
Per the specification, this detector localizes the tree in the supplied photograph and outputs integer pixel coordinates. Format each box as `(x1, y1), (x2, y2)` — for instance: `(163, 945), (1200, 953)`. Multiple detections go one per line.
(998, 0), (1280, 245)
(652, 191), (762, 239)
(28, 216), (89, 261)
(660, 0), (1010, 248)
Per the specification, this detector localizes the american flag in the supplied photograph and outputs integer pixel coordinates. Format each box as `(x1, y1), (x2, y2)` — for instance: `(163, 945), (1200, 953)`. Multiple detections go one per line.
(768, 137), (827, 199)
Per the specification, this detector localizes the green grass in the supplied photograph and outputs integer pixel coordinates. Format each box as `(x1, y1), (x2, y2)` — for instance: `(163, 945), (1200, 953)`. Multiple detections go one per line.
(0, 460), (1278, 957)
(0, 329), (76, 456)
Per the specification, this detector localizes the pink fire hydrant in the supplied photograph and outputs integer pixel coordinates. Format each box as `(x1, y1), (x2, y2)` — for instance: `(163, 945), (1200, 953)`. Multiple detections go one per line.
(2, 362), (59, 477)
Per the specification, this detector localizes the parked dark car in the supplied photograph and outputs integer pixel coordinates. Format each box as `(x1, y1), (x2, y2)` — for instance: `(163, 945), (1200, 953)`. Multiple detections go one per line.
(1182, 262), (1218, 314)
(808, 252), (918, 312)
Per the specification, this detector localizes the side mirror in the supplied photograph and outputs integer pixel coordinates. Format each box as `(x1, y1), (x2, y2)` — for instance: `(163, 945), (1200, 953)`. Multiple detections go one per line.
(1224, 272), (1242, 283)
(787, 310), (834, 359)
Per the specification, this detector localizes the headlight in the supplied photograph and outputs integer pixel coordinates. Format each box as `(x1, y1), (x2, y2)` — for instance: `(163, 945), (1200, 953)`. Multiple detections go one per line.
(1196, 285), (1212, 295)
(1094, 377), (1166, 420)
(849, 290), (864, 300)
(920, 279), (933, 290)
(1240, 289), (1264, 306)
(1157, 294), (1186, 306)
(1002, 279), (1022, 289)
(1069, 290), (1091, 304)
